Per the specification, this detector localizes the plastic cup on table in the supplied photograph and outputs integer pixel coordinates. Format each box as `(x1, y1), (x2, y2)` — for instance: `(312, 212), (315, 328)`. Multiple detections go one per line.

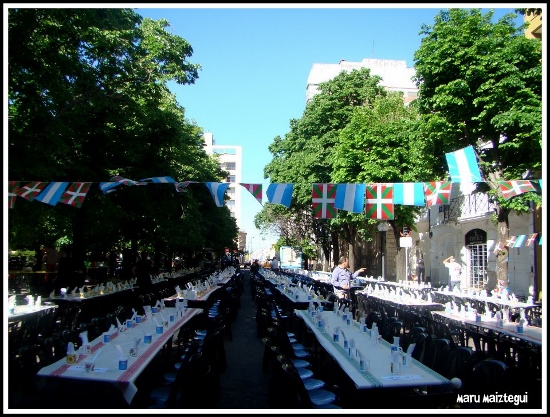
(135, 315), (142, 324)
(118, 357), (128, 371)
(85, 361), (95, 373)
(144, 334), (152, 344)
(103, 332), (111, 343)
(156, 325), (163, 335)
(126, 319), (133, 329)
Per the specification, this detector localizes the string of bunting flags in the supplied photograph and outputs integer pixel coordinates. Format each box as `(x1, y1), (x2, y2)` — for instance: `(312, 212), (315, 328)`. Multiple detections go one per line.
(7, 146), (542, 245)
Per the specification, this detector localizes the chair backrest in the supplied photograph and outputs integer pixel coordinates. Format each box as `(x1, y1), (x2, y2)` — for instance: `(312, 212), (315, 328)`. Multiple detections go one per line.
(382, 320), (403, 344)
(276, 354), (313, 408)
(422, 337), (451, 374)
(410, 332), (428, 362)
(442, 346), (473, 380)
(462, 359), (509, 395)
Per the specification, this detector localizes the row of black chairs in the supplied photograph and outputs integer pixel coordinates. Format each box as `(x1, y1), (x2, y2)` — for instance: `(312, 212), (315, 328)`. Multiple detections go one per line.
(251, 271), (341, 409)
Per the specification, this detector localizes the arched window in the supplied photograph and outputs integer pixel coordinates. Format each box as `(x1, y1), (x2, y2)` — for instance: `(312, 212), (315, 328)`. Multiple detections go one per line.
(465, 229), (488, 289)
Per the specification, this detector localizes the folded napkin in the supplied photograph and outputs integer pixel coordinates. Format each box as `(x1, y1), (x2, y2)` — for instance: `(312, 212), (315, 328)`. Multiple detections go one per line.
(114, 344), (125, 360)
(80, 330), (89, 345)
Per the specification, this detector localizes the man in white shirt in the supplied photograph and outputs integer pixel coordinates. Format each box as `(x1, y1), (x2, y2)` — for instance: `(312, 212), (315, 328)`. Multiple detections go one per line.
(270, 256), (279, 271)
(443, 255), (462, 291)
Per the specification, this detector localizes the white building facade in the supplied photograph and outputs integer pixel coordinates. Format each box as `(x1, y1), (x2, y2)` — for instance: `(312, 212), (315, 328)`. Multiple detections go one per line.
(306, 58), (418, 105)
(203, 132), (243, 231)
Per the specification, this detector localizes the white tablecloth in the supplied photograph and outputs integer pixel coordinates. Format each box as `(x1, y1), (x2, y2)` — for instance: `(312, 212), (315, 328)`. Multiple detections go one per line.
(37, 307), (202, 404)
(296, 309), (451, 390)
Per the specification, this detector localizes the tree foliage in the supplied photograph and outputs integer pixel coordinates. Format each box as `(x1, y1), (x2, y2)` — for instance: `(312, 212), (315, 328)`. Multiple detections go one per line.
(413, 8), (542, 286)
(262, 69), (420, 267)
(8, 8), (238, 265)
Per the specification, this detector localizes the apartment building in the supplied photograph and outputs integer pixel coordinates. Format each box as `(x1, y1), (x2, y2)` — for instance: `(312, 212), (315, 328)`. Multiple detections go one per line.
(203, 132), (243, 239)
(306, 58), (418, 105)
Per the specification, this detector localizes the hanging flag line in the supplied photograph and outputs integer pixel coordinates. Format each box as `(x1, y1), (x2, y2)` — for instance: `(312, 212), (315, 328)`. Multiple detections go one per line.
(8, 177), (542, 213)
(6, 144), (541, 218)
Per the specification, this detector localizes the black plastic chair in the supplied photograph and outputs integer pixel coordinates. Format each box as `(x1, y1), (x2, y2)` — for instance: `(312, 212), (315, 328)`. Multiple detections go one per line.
(274, 354), (340, 409)
(442, 346), (474, 381)
(421, 337), (451, 375)
(461, 359), (510, 407)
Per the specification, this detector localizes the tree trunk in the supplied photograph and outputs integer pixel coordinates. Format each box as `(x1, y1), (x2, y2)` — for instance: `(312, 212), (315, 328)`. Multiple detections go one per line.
(494, 215), (510, 293)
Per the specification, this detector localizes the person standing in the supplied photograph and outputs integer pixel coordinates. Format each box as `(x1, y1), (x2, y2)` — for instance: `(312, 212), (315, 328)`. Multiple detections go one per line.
(250, 259), (260, 277)
(443, 255), (462, 291)
(270, 256), (279, 272)
(417, 257), (426, 283)
(331, 257), (366, 298)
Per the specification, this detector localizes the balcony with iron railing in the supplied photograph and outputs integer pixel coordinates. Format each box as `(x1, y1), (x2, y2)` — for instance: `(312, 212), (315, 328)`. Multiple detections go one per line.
(442, 193), (495, 223)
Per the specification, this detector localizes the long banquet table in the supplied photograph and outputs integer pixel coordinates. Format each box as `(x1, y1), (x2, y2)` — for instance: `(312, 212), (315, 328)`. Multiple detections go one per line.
(432, 310), (543, 348)
(37, 306), (202, 405)
(296, 309), (451, 390)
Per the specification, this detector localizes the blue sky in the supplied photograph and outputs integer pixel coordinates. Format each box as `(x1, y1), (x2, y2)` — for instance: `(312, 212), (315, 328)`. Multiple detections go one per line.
(135, 5), (524, 249)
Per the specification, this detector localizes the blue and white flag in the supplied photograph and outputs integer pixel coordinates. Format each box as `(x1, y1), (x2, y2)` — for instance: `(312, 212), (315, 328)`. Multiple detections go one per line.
(205, 182), (231, 207)
(266, 183), (294, 208)
(393, 182), (425, 206)
(445, 145), (482, 183)
(334, 183), (366, 213)
(139, 176), (176, 183)
(34, 182), (69, 206)
(99, 182), (120, 194)
(512, 235), (526, 248)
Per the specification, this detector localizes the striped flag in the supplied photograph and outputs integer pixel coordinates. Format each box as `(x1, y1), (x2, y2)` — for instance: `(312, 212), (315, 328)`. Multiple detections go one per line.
(205, 182), (230, 207)
(445, 145), (482, 183)
(493, 241), (504, 254)
(311, 183), (337, 219)
(35, 182), (70, 206)
(16, 181), (46, 201)
(526, 233), (538, 246)
(498, 180), (537, 200)
(59, 182), (92, 208)
(99, 182), (120, 194)
(240, 183), (263, 205)
(425, 181), (452, 207)
(174, 181), (198, 193)
(393, 182), (425, 206)
(139, 176), (176, 183)
(334, 184), (366, 213)
(8, 181), (20, 209)
(512, 235), (526, 248)
(111, 176), (147, 186)
(505, 236), (517, 247)
(365, 183), (394, 220)
(266, 183), (294, 208)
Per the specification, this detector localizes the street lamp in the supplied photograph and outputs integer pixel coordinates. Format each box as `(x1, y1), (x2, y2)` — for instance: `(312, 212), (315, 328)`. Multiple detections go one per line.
(377, 222), (390, 279)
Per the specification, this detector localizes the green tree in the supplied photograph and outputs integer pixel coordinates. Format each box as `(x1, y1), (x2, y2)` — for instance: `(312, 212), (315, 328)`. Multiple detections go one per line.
(8, 8), (237, 270)
(413, 8), (542, 289)
(262, 68), (387, 270)
(332, 92), (435, 249)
